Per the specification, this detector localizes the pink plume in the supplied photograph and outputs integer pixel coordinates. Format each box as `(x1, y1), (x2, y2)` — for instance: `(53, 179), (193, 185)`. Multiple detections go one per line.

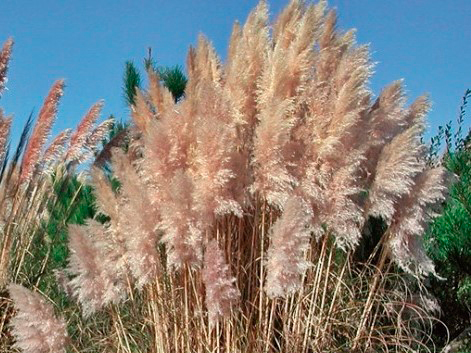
(0, 38), (13, 96)
(265, 195), (312, 298)
(65, 100), (104, 163)
(8, 284), (68, 353)
(203, 239), (240, 326)
(20, 80), (64, 183)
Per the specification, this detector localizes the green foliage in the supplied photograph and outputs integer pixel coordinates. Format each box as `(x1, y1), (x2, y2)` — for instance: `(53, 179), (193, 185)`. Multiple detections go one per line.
(123, 61), (141, 106)
(157, 65), (187, 102)
(424, 89), (471, 344)
(21, 172), (96, 282)
(454, 89), (471, 150)
(425, 149), (471, 340)
(48, 173), (96, 262)
(457, 276), (471, 305)
(124, 48), (188, 106)
(426, 89), (471, 165)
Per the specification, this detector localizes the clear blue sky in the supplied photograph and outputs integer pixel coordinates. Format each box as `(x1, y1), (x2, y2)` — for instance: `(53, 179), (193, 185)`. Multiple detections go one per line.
(0, 0), (469, 146)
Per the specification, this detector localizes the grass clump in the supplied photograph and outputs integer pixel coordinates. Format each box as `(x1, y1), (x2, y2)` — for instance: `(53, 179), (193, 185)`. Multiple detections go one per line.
(2, 1), (457, 352)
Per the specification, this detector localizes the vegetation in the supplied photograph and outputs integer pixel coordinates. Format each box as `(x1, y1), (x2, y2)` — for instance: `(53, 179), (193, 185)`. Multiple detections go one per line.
(425, 89), (471, 350)
(0, 1), (466, 353)
(124, 49), (188, 106)
(123, 61), (142, 107)
(0, 38), (113, 351)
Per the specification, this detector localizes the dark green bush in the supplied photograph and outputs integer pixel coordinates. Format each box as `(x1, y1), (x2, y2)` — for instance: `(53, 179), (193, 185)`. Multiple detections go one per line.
(425, 89), (471, 347)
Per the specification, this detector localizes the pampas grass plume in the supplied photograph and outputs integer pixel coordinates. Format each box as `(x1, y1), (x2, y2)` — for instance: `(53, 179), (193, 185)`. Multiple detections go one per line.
(266, 195), (312, 298)
(0, 38), (13, 96)
(0, 110), (12, 159)
(20, 80), (64, 183)
(65, 100), (104, 163)
(8, 284), (68, 353)
(67, 221), (126, 317)
(203, 239), (240, 326)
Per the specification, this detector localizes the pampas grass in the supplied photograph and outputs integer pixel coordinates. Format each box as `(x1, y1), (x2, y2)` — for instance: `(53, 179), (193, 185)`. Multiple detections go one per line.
(8, 284), (68, 353)
(0, 38), (13, 96)
(203, 239), (240, 327)
(53, 1), (449, 352)
(0, 36), (114, 352)
(2, 1), (453, 352)
(20, 80), (64, 184)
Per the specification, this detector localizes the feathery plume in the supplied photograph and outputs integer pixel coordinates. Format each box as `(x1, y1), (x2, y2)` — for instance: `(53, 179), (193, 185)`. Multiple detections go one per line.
(321, 160), (365, 249)
(67, 221), (126, 317)
(226, 21), (241, 67)
(42, 129), (71, 171)
(20, 80), (64, 183)
(367, 81), (408, 147)
(93, 127), (129, 169)
(405, 94), (431, 127)
(90, 166), (118, 219)
(202, 239), (240, 326)
(0, 110), (12, 160)
(272, 0), (303, 46)
(196, 35), (223, 86)
(131, 89), (154, 134)
(159, 170), (202, 268)
(252, 1), (328, 209)
(185, 35), (222, 98)
(389, 167), (450, 276)
(357, 82), (408, 190)
(367, 124), (426, 222)
(266, 195), (312, 298)
(8, 284), (68, 353)
(89, 167), (129, 276)
(223, 2), (271, 204)
(67, 222), (106, 317)
(147, 69), (174, 117)
(191, 84), (243, 224)
(186, 46), (196, 86)
(71, 117), (114, 164)
(251, 98), (298, 208)
(295, 22), (372, 247)
(0, 38), (13, 96)
(315, 10), (340, 84)
(65, 100), (104, 163)
(144, 115), (189, 184)
(225, 0), (270, 135)
(85, 117), (114, 151)
(112, 149), (159, 288)
(142, 108), (195, 208)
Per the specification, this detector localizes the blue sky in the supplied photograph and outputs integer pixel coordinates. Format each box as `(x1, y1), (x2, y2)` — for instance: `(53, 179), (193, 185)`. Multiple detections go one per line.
(0, 0), (470, 146)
